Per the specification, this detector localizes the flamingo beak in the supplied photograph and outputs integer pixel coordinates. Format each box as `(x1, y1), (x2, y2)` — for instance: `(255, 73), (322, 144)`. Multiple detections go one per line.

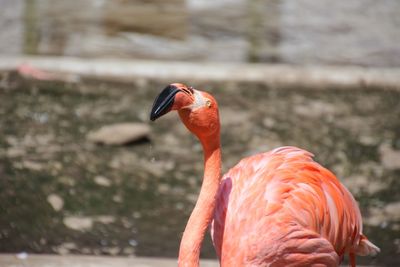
(150, 85), (180, 121)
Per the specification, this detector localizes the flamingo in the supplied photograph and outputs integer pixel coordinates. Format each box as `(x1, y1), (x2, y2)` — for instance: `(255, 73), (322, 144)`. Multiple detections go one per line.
(150, 83), (380, 267)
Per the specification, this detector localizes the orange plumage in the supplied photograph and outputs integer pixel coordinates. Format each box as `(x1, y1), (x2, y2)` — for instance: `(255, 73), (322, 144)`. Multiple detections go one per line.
(212, 146), (378, 266)
(150, 83), (379, 267)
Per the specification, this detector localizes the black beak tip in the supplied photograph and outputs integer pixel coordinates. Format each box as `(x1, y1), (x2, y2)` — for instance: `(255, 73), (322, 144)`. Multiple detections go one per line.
(149, 85), (180, 122)
(149, 112), (158, 121)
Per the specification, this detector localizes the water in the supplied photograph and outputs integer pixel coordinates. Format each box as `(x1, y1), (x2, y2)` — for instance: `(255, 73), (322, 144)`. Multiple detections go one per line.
(0, 74), (399, 265)
(1, 0), (400, 67)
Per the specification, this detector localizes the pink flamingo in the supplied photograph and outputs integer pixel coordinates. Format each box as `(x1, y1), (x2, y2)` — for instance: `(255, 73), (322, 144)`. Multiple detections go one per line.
(17, 63), (56, 80)
(150, 83), (380, 267)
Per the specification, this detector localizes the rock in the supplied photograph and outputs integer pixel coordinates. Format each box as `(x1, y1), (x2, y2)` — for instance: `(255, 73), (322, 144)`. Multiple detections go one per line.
(186, 193), (198, 203)
(385, 202), (400, 220)
(63, 216), (93, 231)
(101, 246), (120, 256)
(379, 143), (400, 170)
(95, 215), (115, 224)
(22, 160), (43, 171)
(47, 194), (64, 211)
(365, 201), (400, 227)
(128, 239), (138, 247)
(132, 212), (141, 219)
(15, 252), (28, 260)
(59, 176), (76, 186)
(122, 247), (135, 255)
(81, 247), (91, 254)
(112, 194), (123, 203)
(342, 175), (386, 195)
(87, 123), (150, 146)
(53, 242), (77, 255)
(262, 117), (276, 128)
(6, 147), (26, 158)
(63, 215), (116, 231)
(220, 108), (251, 127)
(94, 175), (111, 187)
(157, 183), (171, 194)
(109, 151), (139, 169)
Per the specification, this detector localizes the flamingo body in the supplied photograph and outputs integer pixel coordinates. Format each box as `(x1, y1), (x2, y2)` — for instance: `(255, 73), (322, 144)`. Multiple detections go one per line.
(212, 146), (369, 266)
(150, 84), (379, 267)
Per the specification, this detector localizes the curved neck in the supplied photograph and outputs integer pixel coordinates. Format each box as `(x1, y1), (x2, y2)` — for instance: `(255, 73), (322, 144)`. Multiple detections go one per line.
(178, 138), (222, 267)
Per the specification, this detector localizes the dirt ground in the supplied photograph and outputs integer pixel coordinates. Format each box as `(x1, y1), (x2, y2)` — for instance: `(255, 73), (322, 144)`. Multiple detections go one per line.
(0, 72), (399, 266)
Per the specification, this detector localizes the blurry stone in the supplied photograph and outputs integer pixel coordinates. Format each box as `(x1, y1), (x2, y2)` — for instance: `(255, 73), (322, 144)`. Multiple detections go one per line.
(63, 215), (115, 230)
(163, 133), (180, 147)
(112, 194), (123, 203)
(293, 101), (337, 118)
(220, 108), (251, 126)
(262, 117), (275, 128)
(132, 212), (141, 219)
(87, 123), (150, 145)
(63, 216), (93, 231)
(171, 186), (186, 196)
(121, 218), (133, 228)
(102, 246), (120, 256)
(385, 202), (400, 220)
(188, 176), (198, 187)
(54, 242), (77, 255)
(31, 112), (49, 124)
(47, 194), (64, 211)
(81, 247), (91, 254)
(122, 246), (135, 255)
(128, 239), (138, 247)
(186, 193), (198, 203)
(141, 159), (166, 177)
(94, 175), (111, 187)
(175, 202), (184, 210)
(59, 176), (76, 186)
(51, 162), (63, 171)
(164, 160), (176, 171)
(33, 134), (54, 146)
(95, 215), (115, 224)
(6, 147), (25, 157)
(379, 143), (400, 170)
(15, 252), (28, 260)
(6, 136), (19, 146)
(109, 151), (139, 169)
(22, 160), (43, 171)
(359, 135), (378, 146)
(109, 158), (121, 169)
(365, 201), (400, 227)
(157, 183), (171, 194)
(342, 175), (386, 195)
(54, 246), (68, 255)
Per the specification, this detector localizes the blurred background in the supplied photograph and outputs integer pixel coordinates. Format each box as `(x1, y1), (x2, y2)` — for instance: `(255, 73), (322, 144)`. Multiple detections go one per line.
(0, 0), (399, 266)
(2, 0), (400, 65)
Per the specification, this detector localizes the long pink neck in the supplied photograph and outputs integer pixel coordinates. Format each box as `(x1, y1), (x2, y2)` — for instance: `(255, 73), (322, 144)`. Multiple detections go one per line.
(178, 138), (222, 267)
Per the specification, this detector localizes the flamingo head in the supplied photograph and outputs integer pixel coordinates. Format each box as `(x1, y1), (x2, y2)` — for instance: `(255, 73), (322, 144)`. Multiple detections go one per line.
(150, 83), (220, 141)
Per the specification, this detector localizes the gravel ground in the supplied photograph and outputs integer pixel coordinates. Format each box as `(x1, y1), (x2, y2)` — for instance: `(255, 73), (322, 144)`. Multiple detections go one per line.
(0, 68), (399, 266)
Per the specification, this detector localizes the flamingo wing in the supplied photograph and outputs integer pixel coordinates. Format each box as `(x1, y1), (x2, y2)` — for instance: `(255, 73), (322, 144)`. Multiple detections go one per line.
(212, 146), (375, 266)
